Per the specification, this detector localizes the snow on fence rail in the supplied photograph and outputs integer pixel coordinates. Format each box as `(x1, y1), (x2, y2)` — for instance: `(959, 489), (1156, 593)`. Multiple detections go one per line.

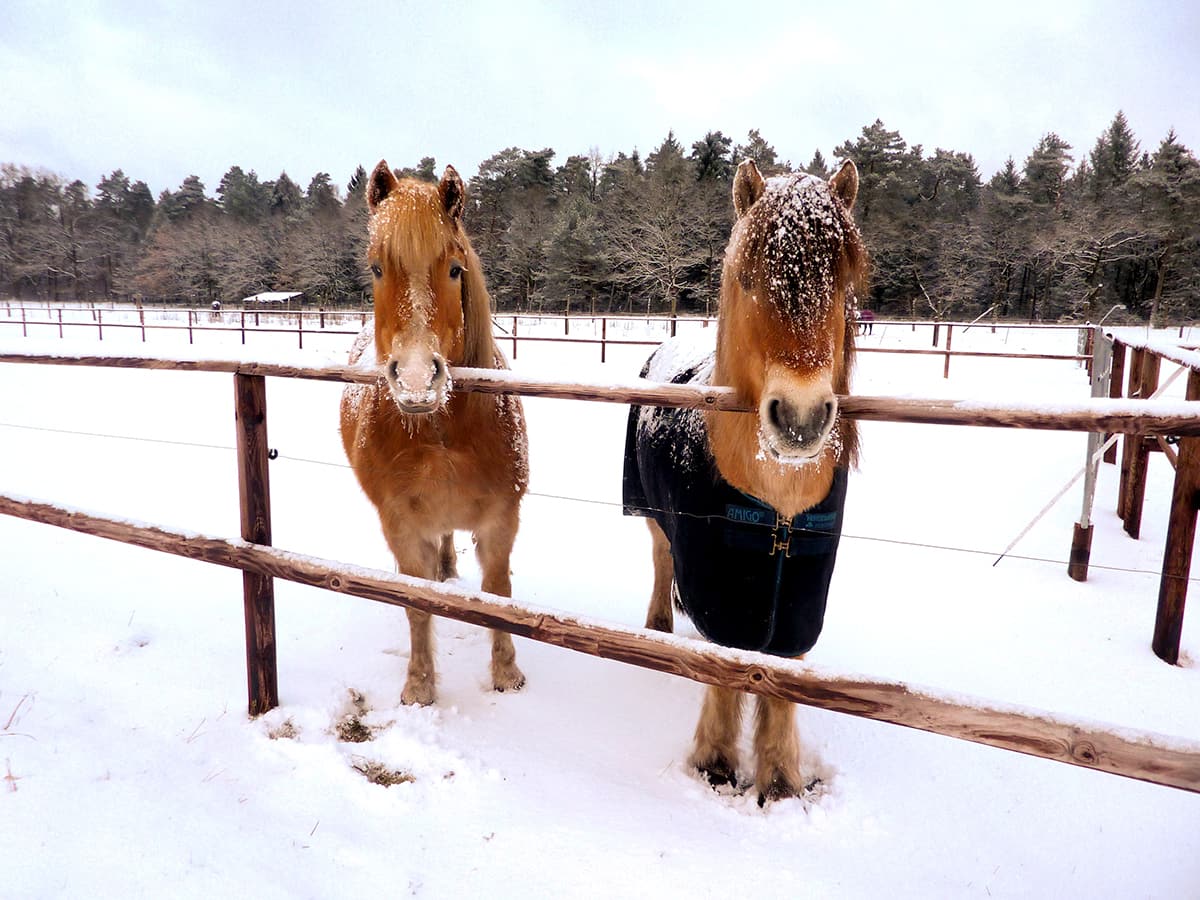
(2, 349), (1200, 794)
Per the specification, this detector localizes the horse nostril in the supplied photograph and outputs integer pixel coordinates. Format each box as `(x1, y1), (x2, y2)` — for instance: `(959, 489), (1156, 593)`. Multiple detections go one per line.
(387, 359), (400, 383)
(431, 355), (445, 382)
(766, 397), (783, 430)
(823, 400), (836, 424)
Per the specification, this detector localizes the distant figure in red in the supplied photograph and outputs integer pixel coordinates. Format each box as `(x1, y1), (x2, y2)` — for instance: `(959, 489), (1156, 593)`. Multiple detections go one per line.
(857, 308), (875, 335)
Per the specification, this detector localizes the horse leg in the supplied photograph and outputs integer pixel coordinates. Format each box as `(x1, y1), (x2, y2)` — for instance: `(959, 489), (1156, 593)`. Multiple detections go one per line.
(437, 532), (458, 581)
(474, 505), (525, 693)
(753, 695), (803, 804)
(689, 685), (744, 788)
(382, 529), (441, 706)
(644, 519), (674, 633)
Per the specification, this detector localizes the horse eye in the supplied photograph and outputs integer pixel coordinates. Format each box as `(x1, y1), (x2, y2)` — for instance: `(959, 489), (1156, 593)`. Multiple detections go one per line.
(449, 262), (464, 279)
(370, 262), (382, 278)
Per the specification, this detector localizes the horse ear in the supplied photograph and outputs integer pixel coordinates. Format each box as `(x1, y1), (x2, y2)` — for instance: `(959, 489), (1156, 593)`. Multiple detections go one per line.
(368, 160), (399, 212)
(439, 165), (466, 222)
(733, 159), (766, 218)
(830, 159), (859, 210)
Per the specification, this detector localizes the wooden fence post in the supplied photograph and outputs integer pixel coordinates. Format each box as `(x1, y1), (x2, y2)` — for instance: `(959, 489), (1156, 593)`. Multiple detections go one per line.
(1069, 327), (1112, 581)
(97, 308), (103, 341)
(511, 316), (518, 360)
(298, 311), (304, 350)
(601, 317), (608, 364)
(1154, 369), (1200, 665)
(1105, 340), (1126, 464)
(57, 308), (63, 339)
(234, 373), (279, 716)
(20, 305), (27, 337)
(1123, 351), (1161, 539)
(943, 324), (953, 379)
(1118, 347), (1144, 518)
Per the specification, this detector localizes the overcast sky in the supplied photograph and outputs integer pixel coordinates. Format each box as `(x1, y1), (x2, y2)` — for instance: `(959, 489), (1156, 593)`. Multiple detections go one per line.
(2, 0), (1197, 198)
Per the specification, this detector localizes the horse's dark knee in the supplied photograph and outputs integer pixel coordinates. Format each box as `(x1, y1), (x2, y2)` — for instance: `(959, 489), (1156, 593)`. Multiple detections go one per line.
(645, 611), (673, 633)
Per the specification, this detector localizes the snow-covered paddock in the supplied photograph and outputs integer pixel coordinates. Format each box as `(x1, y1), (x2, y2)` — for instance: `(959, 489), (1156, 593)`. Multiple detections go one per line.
(2, 321), (1199, 898)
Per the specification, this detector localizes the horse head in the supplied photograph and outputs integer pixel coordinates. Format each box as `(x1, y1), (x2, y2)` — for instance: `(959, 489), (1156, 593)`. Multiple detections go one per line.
(718, 158), (866, 466)
(366, 160), (487, 415)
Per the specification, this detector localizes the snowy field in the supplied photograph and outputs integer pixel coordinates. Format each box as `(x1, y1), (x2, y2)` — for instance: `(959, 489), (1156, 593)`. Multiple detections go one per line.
(2, 315), (1199, 898)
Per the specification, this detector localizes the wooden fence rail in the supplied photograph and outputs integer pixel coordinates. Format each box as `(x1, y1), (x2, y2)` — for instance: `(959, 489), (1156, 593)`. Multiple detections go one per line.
(3, 350), (1198, 435)
(2, 492), (1198, 795)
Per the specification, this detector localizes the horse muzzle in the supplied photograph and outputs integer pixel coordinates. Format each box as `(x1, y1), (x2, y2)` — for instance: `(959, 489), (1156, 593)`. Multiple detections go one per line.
(385, 352), (450, 415)
(759, 392), (837, 462)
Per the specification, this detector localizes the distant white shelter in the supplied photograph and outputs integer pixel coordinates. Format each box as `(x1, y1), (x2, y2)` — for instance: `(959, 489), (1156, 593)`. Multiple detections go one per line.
(242, 291), (302, 305)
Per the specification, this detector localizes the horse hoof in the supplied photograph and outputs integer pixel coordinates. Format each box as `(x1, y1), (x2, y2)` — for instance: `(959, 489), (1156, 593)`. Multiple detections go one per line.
(696, 756), (738, 790)
(492, 666), (526, 693)
(401, 682), (436, 707)
(756, 773), (802, 806)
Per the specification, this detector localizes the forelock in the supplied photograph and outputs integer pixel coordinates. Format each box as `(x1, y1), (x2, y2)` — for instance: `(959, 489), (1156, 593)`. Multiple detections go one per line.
(727, 172), (865, 327)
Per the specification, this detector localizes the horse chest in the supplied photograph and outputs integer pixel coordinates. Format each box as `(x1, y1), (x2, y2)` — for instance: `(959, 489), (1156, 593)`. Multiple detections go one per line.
(622, 346), (848, 658)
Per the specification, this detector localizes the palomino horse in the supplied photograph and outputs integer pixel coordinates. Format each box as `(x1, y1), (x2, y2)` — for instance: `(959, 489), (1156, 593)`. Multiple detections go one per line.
(623, 159), (866, 803)
(341, 161), (528, 706)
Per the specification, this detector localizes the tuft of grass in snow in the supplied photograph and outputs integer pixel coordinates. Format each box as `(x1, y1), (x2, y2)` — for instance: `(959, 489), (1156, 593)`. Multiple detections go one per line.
(267, 719), (298, 741)
(351, 759), (415, 787)
(336, 716), (373, 743)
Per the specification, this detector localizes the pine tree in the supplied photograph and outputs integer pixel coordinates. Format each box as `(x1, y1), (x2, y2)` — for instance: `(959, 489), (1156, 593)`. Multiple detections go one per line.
(806, 149), (830, 178)
(690, 131), (733, 182)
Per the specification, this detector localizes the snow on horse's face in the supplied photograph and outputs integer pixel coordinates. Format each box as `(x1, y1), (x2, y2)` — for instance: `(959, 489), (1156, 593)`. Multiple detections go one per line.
(365, 162), (470, 415)
(720, 160), (865, 463)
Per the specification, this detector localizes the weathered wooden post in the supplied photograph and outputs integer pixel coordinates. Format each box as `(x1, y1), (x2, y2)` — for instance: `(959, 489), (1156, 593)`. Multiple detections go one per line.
(1104, 340), (1126, 464)
(1154, 368), (1200, 664)
(57, 308), (63, 339)
(942, 324), (953, 379)
(1123, 351), (1161, 539)
(1118, 347), (1145, 518)
(139, 308), (146, 342)
(1069, 326), (1112, 581)
(96, 308), (103, 341)
(234, 373), (279, 716)
(601, 316), (608, 364)
(511, 316), (518, 360)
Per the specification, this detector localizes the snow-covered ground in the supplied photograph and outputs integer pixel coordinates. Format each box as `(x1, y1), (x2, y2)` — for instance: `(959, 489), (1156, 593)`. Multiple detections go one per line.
(2, 316), (1198, 898)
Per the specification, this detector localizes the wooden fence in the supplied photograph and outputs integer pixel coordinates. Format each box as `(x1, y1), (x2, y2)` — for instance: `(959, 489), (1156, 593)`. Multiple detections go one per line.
(2, 349), (1200, 794)
(2, 304), (1091, 376)
(1105, 336), (1200, 664)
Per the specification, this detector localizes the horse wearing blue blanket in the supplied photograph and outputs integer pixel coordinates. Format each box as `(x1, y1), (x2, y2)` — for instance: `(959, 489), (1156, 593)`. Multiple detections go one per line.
(623, 159), (867, 803)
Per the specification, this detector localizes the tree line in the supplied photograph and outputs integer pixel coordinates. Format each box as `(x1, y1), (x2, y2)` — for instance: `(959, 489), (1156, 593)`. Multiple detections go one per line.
(2, 113), (1197, 323)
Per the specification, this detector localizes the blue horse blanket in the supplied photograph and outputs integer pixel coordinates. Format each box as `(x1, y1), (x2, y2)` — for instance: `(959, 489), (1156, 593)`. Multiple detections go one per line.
(622, 342), (847, 657)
